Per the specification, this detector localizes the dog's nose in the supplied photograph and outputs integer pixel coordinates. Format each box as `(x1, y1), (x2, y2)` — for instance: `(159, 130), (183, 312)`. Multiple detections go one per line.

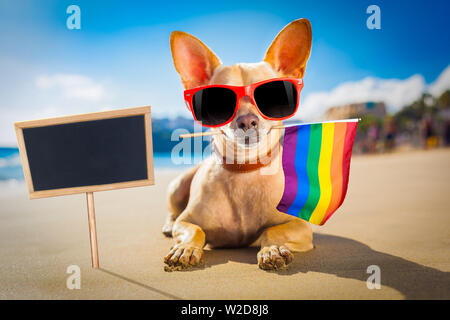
(236, 114), (259, 131)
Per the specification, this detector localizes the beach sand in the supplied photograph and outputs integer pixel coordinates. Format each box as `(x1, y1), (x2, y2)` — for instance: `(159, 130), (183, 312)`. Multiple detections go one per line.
(0, 149), (449, 300)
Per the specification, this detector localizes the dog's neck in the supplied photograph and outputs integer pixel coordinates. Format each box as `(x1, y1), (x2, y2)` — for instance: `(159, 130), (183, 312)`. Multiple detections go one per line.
(217, 144), (280, 172)
(212, 130), (282, 173)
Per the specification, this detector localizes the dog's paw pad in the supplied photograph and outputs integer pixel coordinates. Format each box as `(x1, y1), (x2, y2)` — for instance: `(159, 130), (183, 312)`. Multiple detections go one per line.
(257, 245), (293, 270)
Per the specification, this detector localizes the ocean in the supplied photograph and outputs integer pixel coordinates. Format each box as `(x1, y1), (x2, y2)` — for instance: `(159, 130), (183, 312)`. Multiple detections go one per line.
(0, 147), (205, 182)
(0, 148), (23, 181)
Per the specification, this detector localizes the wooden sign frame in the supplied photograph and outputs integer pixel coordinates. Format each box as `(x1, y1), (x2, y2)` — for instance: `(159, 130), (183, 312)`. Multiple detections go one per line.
(14, 106), (154, 199)
(14, 106), (154, 269)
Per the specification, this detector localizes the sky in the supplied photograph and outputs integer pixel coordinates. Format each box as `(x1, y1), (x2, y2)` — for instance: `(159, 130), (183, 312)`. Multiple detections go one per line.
(0, 0), (449, 145)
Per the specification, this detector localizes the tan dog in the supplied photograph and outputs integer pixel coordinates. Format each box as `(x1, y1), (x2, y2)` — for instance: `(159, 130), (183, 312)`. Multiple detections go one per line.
(163, 19), (314, 270)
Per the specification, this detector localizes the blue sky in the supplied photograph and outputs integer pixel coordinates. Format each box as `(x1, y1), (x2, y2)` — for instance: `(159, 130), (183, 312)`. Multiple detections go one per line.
(0, 0), (449, 145)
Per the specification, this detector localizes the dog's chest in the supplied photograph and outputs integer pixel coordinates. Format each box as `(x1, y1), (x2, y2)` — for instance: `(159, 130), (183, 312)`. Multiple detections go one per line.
(205, 167), (284, 246)
(226, 171), (281, 211)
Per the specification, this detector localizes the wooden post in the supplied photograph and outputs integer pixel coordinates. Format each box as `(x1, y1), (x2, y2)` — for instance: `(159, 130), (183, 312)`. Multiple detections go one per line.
(86, 192), (99, 268)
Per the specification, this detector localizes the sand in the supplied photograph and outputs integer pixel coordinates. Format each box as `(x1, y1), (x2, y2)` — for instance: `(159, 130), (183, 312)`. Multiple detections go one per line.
(0, 149), (449, 300)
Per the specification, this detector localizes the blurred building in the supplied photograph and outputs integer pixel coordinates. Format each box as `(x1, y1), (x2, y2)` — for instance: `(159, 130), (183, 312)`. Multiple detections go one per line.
(325, 102), (386, 120)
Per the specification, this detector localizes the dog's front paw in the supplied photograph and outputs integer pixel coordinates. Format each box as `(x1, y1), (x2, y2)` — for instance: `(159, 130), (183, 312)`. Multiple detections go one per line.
(164, 244), (204, 271)
(257, 245), (293, 270)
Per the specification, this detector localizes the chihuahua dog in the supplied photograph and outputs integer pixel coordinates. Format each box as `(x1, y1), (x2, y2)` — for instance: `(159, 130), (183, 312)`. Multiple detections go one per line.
(163, 19), (314, 270)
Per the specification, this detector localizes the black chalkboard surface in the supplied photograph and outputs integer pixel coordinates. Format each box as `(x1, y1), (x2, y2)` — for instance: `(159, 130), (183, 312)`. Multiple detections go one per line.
(23, 115), (147, 191)
(15, 107), (154, 198)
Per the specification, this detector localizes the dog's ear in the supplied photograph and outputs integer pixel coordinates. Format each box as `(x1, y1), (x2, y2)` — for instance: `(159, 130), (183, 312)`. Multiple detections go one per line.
(170, 31), (221, 89)
(264, 19), (312, 78)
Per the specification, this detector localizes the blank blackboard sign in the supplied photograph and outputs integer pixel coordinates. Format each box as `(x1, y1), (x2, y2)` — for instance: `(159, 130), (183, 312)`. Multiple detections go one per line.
(15, 106), (154, 199)
(14, 106), (154, 268)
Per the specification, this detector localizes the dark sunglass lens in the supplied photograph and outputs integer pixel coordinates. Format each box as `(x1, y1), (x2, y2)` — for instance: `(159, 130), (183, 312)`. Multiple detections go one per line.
(192, 88), (237, 126)
(254, 81), (298, 119)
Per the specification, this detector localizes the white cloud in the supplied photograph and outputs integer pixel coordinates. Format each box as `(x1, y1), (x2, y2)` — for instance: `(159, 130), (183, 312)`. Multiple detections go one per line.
(0, 68), (114, 145)
(35, 74), (105, 101)
(428, 65), (450, 97)
(296, 74), (426, 121)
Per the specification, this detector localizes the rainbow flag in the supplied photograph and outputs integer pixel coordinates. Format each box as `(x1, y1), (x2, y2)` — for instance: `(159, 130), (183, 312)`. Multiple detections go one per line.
(276, 120), (358, 225)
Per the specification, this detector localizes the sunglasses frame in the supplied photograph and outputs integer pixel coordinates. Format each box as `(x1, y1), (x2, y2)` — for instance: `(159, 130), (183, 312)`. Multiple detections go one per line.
(183, 77), (304, 128)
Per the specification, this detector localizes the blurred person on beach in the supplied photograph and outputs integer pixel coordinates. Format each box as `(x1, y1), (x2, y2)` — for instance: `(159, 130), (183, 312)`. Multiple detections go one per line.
(439, 108), (450, 146)
(421, 114), (438, 149)
(384, 118), (396, 152)
(368, 123), (379, 153)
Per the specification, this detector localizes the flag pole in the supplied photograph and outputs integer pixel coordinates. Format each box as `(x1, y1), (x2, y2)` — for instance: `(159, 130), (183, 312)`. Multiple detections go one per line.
(179, 119), (361, 139)
(179, 131), (221, 139)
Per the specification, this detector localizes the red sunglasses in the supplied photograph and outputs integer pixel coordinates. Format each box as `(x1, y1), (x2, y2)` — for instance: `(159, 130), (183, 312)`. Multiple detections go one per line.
(184, 78), (303, 128)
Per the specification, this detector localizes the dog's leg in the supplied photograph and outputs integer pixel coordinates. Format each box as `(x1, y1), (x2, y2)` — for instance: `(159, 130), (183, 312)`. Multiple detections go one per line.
(163, 164), (200, 237)
(256, 218), (313, 270)
(164, 219), (205, 270)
